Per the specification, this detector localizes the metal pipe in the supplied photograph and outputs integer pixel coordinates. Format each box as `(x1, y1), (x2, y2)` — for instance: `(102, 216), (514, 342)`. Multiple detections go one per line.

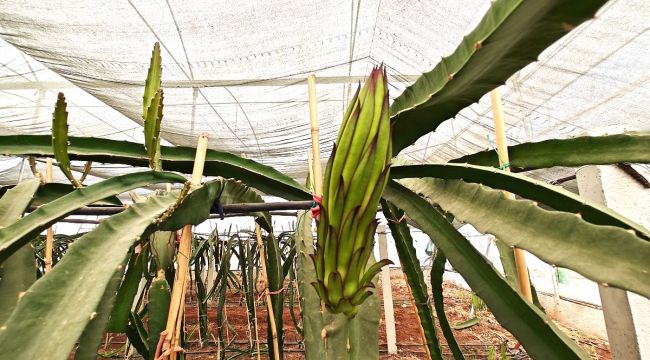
(29, 201), (313, 217)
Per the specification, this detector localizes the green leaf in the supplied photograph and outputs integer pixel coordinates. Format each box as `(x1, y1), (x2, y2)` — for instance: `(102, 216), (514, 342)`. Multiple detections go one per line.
(392, 163), (647, 309)
(0, 179), (40, 226)
(0, 245), (36, 326)
(287, 263), (302, 336)
(144, 89), (164, 170)
(147, 276), (171, 360)
(52, 93), (81, 187)
(382, 181), (588, 359)
(282, 246), (296, 278)
(390, 163), (650, 240)
(0, 135), (309, 200)
(0, 171), (186, 262)
(0, 180), (40, 324)
(74, 255), (128, 360)
(451, 132), (650, 170)
(143, 42), (162, 120)
(33, 183), (122, 207)
(265, 233), (284, 360)
(0, 193), (177, 360)
(150, 231), (174, 272)
(214, 236), (235, 360)
(237, 234), (257, 345)
(192, 244), (209, 347)
(451, 317), (480, 330)
(494, 238), (519, 290)
(431, 249), (464, 360)
(106, 249), (145, 332)
(402, 177), (650, 298)
(381, 200), (443, 360)
(126, 311), (149, 359)
(389, 0), (607, 155)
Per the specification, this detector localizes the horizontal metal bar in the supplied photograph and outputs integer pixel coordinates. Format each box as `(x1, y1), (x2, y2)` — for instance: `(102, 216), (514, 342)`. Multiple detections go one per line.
(0, 75), (420, 90)
(58, 210), (301, 224)
(30, 201), (313, 217)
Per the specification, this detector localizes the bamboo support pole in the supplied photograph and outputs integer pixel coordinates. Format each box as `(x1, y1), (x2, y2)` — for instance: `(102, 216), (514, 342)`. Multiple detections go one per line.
(490, 89), (533, 302)
(163, 133), (209, 360)
(307, 152), (315, 193)
(255, 224), (280, 360)
(307, 76), (326, 313)
(307, 74), (323, 197)
(169, 284), (187, 358)
(44, 158), (53, 272)
(28, 156), (41, 180)
(253, 296), (261, 360)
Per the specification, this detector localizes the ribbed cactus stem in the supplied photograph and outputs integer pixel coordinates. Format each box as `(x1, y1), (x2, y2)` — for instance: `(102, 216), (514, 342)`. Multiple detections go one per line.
(297, 210), (380, 360)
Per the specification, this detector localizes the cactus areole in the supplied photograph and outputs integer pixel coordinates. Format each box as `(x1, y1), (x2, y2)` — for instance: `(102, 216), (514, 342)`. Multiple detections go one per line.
(312, 66), (393, 318)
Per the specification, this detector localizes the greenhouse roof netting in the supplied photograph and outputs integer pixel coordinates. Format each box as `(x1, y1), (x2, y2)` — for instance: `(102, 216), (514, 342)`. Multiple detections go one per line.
(0, 0), (648, 186)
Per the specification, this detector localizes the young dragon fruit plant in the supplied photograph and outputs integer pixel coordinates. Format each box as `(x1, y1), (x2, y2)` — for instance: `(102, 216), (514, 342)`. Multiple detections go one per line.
(312, 66), (393, 318)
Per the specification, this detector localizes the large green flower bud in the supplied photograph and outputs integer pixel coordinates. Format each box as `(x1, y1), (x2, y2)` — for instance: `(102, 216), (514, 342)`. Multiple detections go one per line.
(311, 66), (392, 318)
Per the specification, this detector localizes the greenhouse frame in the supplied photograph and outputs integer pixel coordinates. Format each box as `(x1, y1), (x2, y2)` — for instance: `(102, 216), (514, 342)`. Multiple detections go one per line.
(0, 1), (648, 359)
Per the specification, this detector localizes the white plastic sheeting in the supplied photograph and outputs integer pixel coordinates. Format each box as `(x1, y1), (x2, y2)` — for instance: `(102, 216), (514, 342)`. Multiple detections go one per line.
(0, 0), (648, 185)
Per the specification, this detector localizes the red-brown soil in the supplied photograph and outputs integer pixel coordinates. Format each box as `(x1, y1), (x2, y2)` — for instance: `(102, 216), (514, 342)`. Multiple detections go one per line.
(95, 270), (610, 359)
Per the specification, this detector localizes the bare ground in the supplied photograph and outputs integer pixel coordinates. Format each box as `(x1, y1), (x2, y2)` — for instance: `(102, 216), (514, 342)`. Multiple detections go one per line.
(95, 270), (610, 359)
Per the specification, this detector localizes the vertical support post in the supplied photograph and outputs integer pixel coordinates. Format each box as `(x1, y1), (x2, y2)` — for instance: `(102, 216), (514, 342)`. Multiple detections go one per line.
(307, 152), (315, 193)
(490, 88), (533, 302)
(163, 133), (209, 360)
(17, 158), (26, 182)
(577, 165), (649, 360)
(307, 74), (323, 197)
(377, 225), (397, 354)
(255, 224), (280, 360)
(44, 158), (53, 273)
(253, 303), (261, 360)
(550, 265), (561, 316)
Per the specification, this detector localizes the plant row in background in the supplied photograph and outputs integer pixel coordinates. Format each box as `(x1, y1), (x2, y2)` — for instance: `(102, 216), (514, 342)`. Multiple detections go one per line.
(1, 0), (650, 359)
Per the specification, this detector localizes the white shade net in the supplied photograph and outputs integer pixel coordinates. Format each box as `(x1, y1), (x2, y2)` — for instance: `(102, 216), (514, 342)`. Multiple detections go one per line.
(0, 0), (648, 185)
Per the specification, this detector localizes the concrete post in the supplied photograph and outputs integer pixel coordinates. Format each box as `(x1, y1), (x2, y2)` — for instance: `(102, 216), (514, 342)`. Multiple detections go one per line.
(576, 165), (650, 359)
(377, 225), (397, 354)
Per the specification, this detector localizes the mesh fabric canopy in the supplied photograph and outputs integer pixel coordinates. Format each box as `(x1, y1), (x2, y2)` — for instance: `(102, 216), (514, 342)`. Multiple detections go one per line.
(0, 0), (648, 186)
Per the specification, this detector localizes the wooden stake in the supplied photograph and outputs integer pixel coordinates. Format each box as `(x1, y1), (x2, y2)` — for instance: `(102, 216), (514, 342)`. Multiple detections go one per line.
(307, 74), (323, 197)
(190, 134), (209, 185)
(44, 158), (53, 272)
(307, 152), (315, 193)
(254, 224), (280, 360)
(162, 133), (209, 360)
(253, 299), (261, 360)
(490, 89), (533, 302)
